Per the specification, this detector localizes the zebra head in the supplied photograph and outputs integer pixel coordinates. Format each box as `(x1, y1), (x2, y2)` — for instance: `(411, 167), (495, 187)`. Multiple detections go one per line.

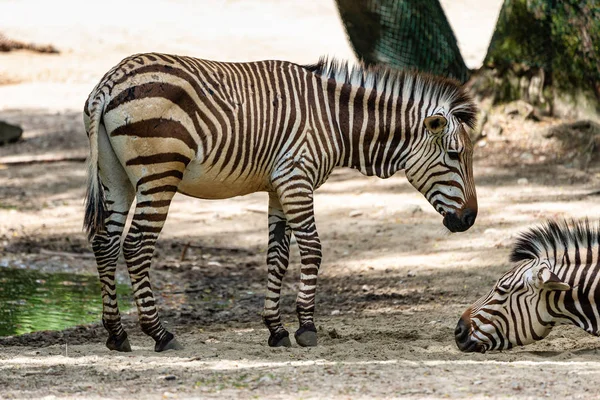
(455, 258), (570, 353)
(404, 110), (477, 233)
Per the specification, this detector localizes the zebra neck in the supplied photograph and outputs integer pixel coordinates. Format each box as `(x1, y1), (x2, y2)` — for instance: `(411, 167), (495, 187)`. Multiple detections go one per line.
(327, 80), (410, 178)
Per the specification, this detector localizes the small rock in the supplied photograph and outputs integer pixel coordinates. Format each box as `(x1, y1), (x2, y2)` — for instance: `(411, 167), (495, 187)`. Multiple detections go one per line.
(207, 260), (222, 267)
(330, 309), (341, 316)
(361, 284), (370, 292)
(517, 178), (529, 185)
(349, 210), (363, 218)
(328, 328), (341, 339)
(407, 271), (416, 277)
(0, 120), (23, 145)
(164, 375), (177, 381)
(477, 139), (487, 147)
(484, 228), (500, 235)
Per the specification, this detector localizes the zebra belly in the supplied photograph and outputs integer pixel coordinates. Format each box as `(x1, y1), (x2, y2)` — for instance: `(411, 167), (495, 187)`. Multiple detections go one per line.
(178, 160), (270, 200)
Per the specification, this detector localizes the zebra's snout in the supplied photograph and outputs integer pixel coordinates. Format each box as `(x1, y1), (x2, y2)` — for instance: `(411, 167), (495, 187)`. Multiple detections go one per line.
(455, 310), (484, 353)
(454, 317), (469, 342)
(443, 207), (477, 233)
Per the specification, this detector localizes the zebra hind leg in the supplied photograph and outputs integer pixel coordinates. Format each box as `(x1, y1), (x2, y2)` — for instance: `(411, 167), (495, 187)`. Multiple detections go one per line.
(123, 184), (183, 352)
(91, 183), (134, 352)
(277, 186), (321, 347)
(263, 193), (293, 347)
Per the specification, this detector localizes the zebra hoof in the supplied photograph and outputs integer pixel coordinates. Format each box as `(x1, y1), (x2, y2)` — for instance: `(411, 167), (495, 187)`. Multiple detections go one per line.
(155, 332), (183, 352)
(294, 324), (317, 347)
(268, 330), (292, 347)
(106, 333), (132, 352)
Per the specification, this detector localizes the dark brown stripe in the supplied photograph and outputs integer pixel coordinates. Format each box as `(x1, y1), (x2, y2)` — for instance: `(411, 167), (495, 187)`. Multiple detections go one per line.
(137, 200), (172, 208)
(141, 185), (179, 195)
(134, 213), (168, 222)
(137, 170), (183, 189)
(111, 118), (197, 151)
(126, 152), (190, 166)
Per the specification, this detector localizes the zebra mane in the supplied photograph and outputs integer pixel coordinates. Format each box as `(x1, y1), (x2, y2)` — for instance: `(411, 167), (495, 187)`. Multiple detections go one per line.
(510, 219), (599, 263)
(303, 56), (477, 129)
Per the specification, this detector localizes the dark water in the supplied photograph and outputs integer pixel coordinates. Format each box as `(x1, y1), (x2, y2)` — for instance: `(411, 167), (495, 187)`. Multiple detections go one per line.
(0, 267), (133, 336)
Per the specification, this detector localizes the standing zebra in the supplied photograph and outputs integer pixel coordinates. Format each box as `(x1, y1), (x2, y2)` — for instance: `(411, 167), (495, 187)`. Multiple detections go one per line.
(84, 53), (478, 352)
(456, 219), (600, 353)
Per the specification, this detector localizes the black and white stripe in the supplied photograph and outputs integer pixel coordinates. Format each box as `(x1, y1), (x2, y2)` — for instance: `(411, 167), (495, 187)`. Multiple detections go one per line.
(83, 52), (478, 352)
(456, 219), (600, 353)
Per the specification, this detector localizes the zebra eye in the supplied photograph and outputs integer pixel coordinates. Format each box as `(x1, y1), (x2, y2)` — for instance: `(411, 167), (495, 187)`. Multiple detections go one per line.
(447, 151), (460, 161)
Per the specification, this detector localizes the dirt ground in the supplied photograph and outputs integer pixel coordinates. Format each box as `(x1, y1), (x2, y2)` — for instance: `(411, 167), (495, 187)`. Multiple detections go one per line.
(2, 1), (600, 399)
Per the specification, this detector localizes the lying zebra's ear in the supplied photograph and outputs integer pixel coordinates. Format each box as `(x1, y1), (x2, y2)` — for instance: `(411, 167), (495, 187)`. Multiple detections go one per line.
(424, 115), (448, 134)
(538, 267), (570, 291)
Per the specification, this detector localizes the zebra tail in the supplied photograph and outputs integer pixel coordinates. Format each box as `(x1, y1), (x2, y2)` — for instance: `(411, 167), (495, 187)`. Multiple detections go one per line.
(83, 95), (107, 241)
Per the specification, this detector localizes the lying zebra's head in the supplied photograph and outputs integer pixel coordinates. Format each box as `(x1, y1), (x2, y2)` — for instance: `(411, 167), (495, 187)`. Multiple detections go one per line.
(455, 258), (570, 352)
(404, 110), (478, 233)
(453, 220), (599, 353)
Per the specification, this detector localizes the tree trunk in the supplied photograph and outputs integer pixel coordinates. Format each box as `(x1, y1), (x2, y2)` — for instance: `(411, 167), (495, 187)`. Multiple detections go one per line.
(471, 0), (600, 120)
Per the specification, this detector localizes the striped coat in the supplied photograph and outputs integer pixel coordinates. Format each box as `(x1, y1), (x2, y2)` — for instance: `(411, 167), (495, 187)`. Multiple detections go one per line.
(84, 53), (478, 352)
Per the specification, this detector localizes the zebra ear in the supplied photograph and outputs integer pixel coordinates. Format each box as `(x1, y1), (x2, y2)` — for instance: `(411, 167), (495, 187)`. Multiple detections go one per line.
(538, 268), (570, 291)
(424, 115), (448, 134)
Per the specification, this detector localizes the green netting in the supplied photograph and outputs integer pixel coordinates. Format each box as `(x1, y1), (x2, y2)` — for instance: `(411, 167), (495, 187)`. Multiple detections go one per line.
(335, 0), (469, 83)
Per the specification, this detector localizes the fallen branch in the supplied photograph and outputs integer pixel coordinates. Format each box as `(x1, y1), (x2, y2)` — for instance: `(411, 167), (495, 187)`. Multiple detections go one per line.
(244, 206), (266, 214)
(40, 249), (95, 259)
(0, 154), (87, 166)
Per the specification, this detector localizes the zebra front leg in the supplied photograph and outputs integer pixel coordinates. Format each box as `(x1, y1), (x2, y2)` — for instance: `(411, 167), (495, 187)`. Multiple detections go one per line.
(263, 192), (293, 347)
(278, 188), (322, 347)
(123, 194), (182, 352)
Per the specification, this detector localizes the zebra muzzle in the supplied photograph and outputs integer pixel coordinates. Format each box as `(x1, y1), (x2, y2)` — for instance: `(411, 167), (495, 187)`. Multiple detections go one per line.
(443, 208), (477, 233)
(455, 313), (485, 353)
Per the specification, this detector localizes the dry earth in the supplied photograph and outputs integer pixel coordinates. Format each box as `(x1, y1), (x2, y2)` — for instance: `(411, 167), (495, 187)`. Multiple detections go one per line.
(2, 1), (600, 399)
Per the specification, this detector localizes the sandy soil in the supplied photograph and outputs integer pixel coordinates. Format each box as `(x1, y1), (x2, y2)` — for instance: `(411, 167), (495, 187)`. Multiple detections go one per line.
(2, 1), (600, 399)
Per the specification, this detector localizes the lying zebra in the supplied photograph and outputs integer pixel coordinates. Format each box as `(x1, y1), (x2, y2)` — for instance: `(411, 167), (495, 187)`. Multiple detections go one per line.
(456, 219), (600, 352)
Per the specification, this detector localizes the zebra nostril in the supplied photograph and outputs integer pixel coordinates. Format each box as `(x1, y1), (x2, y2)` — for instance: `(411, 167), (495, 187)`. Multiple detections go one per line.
(461, 209), (476, 228)
(454, 325), (462, 336)
(455, 317), (469, 342)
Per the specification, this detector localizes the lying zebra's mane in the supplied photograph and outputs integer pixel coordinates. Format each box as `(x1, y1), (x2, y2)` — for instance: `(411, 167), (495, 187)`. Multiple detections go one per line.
(303, 56), (477, 129)
(510, 219), (599, 263)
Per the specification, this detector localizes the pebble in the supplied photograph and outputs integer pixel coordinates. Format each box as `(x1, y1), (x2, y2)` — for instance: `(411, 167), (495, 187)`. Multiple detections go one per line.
(349, 210), (363, 218)
(330, 309), (341, 316)
(517, 177), (529, 185)
(328, 328), (341, 339)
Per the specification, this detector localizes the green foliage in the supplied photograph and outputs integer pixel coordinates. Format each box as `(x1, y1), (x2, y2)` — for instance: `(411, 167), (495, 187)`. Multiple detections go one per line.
(485, 0), (600, 97)
(550, 1), (600, 94)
